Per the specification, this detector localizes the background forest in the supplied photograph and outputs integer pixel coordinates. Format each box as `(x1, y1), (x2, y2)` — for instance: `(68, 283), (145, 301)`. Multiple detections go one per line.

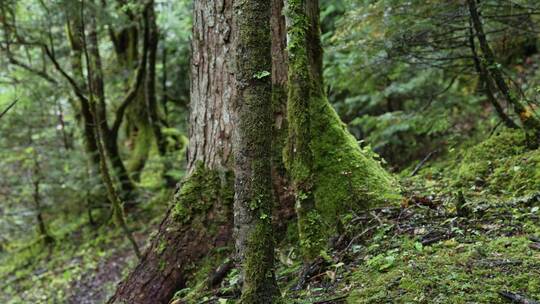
(1, 0), (540, 303)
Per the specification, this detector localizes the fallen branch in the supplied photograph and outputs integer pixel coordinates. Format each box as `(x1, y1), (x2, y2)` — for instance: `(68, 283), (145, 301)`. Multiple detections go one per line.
(529, 243), (540, 251)
(499, 291), (539, 304)
(208, 258), (234, 287)
(312, 295), (348, 304)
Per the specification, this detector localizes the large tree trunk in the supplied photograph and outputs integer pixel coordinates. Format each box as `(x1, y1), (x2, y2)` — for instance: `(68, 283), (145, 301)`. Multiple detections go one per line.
(284, 0), (401, 260)
(233, 0), (281, 302)
(108, 1), (236, 303)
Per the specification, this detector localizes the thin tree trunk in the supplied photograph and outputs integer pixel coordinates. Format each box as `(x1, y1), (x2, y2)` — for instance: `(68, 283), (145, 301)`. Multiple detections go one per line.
(32, 154), (54, 245)
(108, 7), (151, 184)
(467, 0), (540, 148)
(81, 0), (141, 259)
(467, 20), (518, 129)
(86, 9), (136, 198)
(66, 5), (108, 205)
(144, 1), (174, 186)
(233, 0), (281, 302)
(271, 0), (296, 232)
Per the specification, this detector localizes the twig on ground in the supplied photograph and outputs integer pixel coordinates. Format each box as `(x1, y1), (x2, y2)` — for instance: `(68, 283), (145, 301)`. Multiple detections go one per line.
(498, 291), (539, 304)
(312, 295), (348, 304)
(411, 150), (439, 176)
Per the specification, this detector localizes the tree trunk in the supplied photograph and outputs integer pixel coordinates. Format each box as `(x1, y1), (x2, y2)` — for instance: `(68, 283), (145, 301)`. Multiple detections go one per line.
(233, 0), (281, 302)
(467, 0), (540, 148)
(144, 1), (175, 186)
(108, 1), (236, 303)
(82, 0), (141, 259)
(271, 0), (296, 233)
(66, 3), (108, 205)
(108, 4), (153, 183)
(31, 154), (54, 245)
(284, 0), (401, 260)
(84, 9), (136, 199)
(467, 19), (518, 130)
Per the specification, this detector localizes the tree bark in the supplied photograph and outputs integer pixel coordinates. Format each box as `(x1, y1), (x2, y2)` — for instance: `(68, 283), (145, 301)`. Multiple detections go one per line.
(233, 0), (281, 302)
(108, 1), (237, 303)
(271, 0), (296, 233)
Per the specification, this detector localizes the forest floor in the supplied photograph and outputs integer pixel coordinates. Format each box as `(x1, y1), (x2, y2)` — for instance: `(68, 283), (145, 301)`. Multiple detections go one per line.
(1, 129), (539, 303)
(180, 128), (540, 304)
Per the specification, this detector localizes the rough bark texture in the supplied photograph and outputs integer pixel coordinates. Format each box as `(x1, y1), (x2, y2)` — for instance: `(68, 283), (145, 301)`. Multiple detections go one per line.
(187, 0), (236, 174)
(108, 164), (233, 304)
(108, 1), (236, 303)
(284, 0), (401, 260)
(233, 0), (281, 302)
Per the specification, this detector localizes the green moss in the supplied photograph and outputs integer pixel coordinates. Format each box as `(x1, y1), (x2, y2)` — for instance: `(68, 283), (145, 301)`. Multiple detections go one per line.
(171, 162), (233, 224)
(241, 221), (283, 304)
(310, 96), (402, 216)
(457, 128), (540, 198)
(284, 0), (401, 260)
(174, 253), (230, 303)
(167, 163), (234, 303)
(156, 239), (166, 255)
(347, 236), (540, 303)
(127, 122), (154, 182)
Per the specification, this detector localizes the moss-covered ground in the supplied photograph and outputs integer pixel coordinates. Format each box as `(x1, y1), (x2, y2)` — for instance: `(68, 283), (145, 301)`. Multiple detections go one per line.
(2, 128), (539, 303)
(0, 179), (173, 303)
(179, 128), (540, 303)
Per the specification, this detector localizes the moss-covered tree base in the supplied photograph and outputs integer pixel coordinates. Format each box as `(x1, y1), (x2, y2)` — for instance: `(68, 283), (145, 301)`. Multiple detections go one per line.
(108, 163), (234, 304)
(284, 0), (401, 260)
(288, 95), (402, 258)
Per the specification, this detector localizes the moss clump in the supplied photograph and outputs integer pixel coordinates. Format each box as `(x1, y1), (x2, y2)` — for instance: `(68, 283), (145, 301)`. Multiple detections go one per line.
(172, 162), (233, 225)
(347, 236), (540, 303)
(310, 97), (402, 218)
(457, 128), (540, 198)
